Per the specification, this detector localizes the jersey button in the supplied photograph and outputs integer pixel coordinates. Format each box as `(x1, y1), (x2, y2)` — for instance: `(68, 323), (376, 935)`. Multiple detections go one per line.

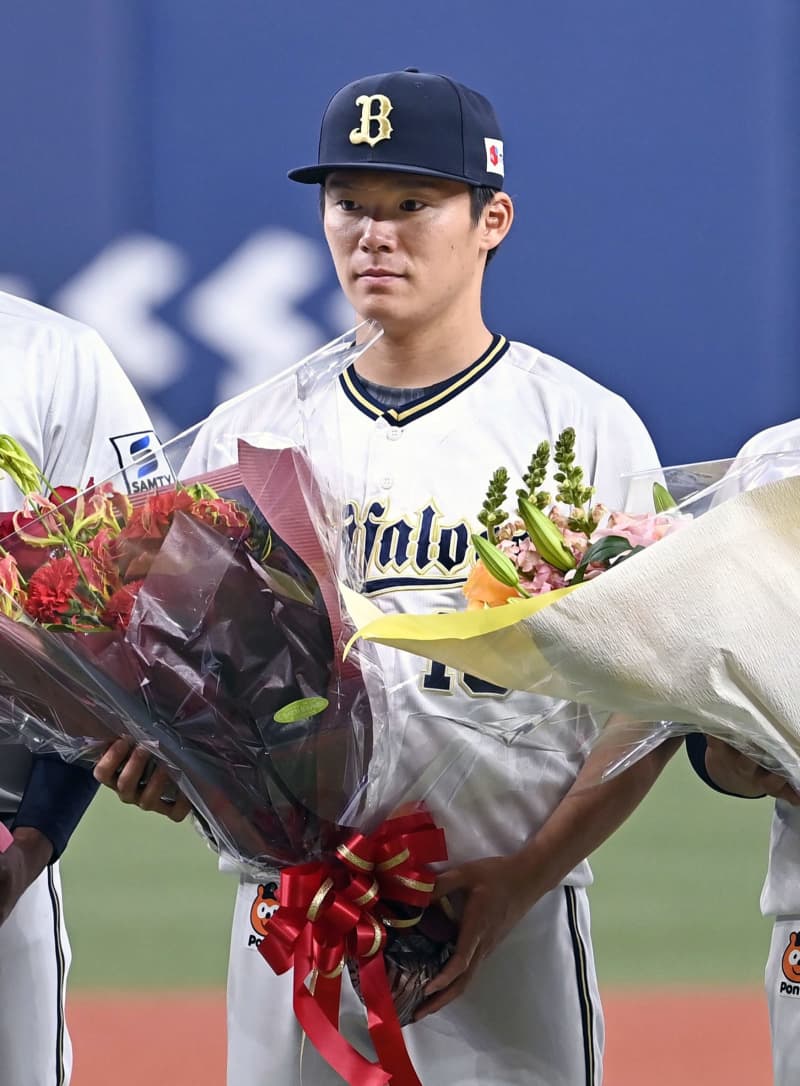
(387, 427), (403, 441)
(380, 476), (393, 490)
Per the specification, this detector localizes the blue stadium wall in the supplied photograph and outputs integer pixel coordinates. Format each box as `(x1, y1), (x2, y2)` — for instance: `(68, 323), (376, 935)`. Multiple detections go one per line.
(1, 1), (798, 464)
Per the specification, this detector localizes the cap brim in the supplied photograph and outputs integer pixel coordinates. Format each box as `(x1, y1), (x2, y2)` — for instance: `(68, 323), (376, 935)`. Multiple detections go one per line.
(287, 161), (502, 188)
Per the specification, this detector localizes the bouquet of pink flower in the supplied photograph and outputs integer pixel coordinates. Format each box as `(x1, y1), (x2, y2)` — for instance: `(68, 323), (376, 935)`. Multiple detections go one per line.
(462, 427), (683, 609)
(348, 445), (800, 791)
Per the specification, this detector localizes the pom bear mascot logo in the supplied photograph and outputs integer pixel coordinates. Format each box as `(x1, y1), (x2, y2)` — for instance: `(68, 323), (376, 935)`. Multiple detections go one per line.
(248, 882), (280, 948)
(779, 931), (800, 996)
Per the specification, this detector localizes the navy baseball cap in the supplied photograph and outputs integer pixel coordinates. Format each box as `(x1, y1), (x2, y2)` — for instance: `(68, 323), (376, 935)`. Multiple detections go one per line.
(288, 69), (505, 190)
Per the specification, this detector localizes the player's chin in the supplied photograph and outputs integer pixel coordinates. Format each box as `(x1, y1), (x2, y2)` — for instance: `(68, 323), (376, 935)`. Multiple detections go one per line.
(351, 294), (410, 326)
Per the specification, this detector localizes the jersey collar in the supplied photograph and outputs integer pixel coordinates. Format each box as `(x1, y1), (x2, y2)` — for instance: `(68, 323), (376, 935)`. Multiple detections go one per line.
(339, 334), (509, 426)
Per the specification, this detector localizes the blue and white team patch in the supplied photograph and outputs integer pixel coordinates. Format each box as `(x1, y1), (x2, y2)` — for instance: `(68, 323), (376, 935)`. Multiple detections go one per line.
(109, 431), (175, 495)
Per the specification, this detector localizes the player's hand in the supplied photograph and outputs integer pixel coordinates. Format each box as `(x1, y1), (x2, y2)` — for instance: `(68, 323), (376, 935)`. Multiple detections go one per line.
(414, 855), (535, 1020)
(0, 827), (53, 927)
(705, 737), (800, 805)
(94, 739), (192, 823)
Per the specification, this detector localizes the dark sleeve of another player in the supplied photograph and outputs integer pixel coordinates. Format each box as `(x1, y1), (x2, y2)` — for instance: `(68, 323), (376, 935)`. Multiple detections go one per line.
(13, 754), (100, 860)
(684, 734), (764, 798)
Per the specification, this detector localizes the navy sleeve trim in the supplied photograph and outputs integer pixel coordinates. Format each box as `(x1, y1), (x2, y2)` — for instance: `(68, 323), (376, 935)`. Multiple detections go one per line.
(684, 733), (765, 799)
(13, 755), (100, 860)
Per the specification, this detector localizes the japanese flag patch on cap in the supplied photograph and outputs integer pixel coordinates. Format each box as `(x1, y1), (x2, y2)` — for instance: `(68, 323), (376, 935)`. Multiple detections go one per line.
(484, 138), (505, 177)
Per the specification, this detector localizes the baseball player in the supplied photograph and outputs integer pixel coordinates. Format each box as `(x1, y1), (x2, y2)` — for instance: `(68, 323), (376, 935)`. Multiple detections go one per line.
(687, 417), (800, 1086)
(0, 290), (170, 1086)
(181, 69), (678, 1085)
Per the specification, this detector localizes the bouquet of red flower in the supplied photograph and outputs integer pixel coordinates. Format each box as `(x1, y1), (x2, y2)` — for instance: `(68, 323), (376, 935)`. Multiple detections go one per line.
(0, 430), (376, 868)
(0, 330), (457, 1086)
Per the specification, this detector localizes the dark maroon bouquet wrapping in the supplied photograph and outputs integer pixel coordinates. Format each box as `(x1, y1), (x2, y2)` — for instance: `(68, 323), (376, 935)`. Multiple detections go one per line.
(0, 436), (377, 869)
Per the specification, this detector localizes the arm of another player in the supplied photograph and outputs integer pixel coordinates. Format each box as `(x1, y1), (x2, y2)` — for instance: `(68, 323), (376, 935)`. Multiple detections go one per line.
(0, 826), (53, 926)
(0, 754), (102, 925)
(416, 736), (680, 1019)
(686, 734), (800, 805)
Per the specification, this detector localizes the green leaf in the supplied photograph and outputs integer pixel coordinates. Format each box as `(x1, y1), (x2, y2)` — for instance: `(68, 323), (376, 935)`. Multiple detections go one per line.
(274, 696), (329, 724)
(572, 535), (646, 584)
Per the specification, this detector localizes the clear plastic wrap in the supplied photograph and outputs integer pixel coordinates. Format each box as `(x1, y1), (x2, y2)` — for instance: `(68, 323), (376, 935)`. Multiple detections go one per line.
(0, 327), (394, 872)
(0, 325), (472, 1082)
(351, 449), (800, 790)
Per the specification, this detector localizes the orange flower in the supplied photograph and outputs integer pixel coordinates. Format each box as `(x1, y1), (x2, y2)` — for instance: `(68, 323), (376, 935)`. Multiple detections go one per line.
(462, 560), (523, 610)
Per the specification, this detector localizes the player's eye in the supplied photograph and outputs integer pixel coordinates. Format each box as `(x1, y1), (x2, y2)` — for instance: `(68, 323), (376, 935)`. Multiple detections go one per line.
(336, 199), (359, 211)
(399, 199), (425, 212)
(257, 903), (270, 919)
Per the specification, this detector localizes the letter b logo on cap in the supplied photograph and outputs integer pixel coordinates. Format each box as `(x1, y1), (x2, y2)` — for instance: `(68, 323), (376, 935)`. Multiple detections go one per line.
(349, 94), (393, 147)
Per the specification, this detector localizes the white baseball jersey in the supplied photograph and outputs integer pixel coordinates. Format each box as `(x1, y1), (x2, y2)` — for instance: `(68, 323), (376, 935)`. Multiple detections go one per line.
(729, 419), (800, 919)
(0, 290), (164, 814)
(737, 420), (800, 1085)
(189, 333), (659, 875)
(0, 291), (162, 1086)
(190, 334), (659, 1086)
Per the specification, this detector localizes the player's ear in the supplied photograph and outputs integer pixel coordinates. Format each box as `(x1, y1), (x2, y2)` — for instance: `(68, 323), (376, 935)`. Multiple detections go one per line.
(479, 192), (513, 255)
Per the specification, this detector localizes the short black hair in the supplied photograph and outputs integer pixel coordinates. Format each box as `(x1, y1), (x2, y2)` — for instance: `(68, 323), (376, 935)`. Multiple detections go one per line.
(470, 185), (501, 264)
(318, 182), (502, 264)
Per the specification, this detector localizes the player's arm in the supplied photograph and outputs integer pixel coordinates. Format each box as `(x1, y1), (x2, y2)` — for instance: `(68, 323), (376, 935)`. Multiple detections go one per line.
(94, 739), (191, 822)
(686, 734), (800, 805)
(0, 756), (101, 926)
(417, 736), (680, 1018)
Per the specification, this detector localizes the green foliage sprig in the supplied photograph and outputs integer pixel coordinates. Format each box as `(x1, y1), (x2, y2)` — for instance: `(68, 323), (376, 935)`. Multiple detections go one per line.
(516, 441), (552, 510)
(477, 468), (510, 542)
(552, 427), (596, 534)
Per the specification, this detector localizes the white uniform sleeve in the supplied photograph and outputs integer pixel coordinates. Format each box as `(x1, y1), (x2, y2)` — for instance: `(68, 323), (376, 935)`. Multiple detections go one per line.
(42, 324), (160, 492)
(182, 370), (304, 476)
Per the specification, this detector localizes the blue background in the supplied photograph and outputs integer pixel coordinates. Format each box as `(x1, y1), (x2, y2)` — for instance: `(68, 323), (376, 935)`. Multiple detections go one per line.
(1, 1), (798, 463)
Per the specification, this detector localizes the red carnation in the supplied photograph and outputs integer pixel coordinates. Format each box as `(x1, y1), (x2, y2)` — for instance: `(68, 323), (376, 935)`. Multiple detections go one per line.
(102, 580), (144, 631)
(25, 557), (81, 624)
(114, 490), (197, 580)
(25, 556), (107, 625)
(121, 490), (195, 543)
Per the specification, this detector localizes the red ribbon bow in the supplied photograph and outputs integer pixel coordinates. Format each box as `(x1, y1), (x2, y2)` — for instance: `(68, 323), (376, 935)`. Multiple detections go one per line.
(258, 810), (448, 1086)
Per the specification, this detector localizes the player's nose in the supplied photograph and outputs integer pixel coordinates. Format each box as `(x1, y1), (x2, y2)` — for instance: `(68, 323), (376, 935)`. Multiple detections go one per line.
(358, 216), (397, 253)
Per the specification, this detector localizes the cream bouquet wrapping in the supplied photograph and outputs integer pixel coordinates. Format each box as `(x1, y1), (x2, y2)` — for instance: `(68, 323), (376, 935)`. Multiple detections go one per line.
(349, 442), (800, 789)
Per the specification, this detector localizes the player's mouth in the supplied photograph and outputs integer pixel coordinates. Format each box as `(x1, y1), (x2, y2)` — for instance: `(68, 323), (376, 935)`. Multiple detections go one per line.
(355, 268), (405, 284)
